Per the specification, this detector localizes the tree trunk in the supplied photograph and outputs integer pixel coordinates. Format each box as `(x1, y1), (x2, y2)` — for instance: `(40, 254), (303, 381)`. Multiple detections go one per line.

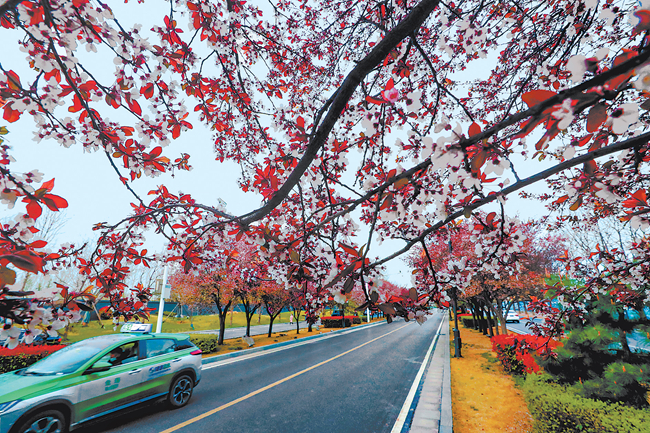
(293, 307), (301, 334)
(267, 316), (275, 338)
(477, 304), (487, 334)
(218, 312), (227, 345)
(244, 304), (259, 337)
(485, 306), (494, 337)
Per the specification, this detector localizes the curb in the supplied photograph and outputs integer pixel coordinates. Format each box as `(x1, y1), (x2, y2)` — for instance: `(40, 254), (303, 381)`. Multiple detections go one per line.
(407, 313), (453, 433)
(200, 320), (385, 366)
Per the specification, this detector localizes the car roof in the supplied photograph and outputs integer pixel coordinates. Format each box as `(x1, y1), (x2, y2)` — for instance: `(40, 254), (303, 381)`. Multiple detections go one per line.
(79, 332), (191, 345)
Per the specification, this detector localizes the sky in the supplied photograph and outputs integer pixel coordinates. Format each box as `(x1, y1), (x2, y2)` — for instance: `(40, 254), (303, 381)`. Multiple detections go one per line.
(1, 1), (552, 288)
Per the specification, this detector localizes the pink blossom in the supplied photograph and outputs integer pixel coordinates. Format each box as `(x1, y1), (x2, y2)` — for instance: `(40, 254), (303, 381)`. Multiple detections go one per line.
(382, 87), (399, 103)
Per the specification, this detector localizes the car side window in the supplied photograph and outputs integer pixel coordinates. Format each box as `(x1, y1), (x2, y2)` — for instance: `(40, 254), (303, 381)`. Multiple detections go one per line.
(175, 338), (194, 351)
(98, 341), (140, 367)
(145, 339), (176, 358)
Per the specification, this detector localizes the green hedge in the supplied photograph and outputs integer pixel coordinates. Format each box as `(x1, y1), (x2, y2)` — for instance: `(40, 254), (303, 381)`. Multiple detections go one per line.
(189, 334), (221, 354)
(0, 345), (66, 374)
(523, 374), (650, 433)
(322, 318), (351, 328)
(460, 316), (489, 329)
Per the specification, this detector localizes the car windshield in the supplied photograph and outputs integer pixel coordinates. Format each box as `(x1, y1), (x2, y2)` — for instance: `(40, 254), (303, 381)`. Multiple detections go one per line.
(23, 338), (124, 375)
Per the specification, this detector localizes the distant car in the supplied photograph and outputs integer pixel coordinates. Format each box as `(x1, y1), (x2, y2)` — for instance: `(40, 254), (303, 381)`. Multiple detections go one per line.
(0, 323), (202, 433)
(504, 311), (521, 323)
(322, 310), (361, 326)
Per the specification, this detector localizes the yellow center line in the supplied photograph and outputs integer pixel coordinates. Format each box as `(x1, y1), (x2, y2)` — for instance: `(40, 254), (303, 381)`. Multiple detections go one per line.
(160, 322), (411, 433)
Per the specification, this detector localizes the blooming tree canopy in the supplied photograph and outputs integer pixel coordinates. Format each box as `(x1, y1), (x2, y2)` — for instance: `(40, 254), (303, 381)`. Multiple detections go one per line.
(2, 0), (650, 335)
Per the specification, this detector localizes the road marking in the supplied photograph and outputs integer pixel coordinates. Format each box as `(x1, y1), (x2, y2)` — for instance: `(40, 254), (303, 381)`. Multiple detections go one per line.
(390, 314), (445, 433)
(202, 321), (386, 370)
(160, 323), (411, 433)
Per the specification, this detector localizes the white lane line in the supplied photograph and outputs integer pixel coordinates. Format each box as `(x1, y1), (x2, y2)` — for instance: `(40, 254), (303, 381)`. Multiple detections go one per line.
(202, 321), (386, 370)
(390, 314), (445, 433)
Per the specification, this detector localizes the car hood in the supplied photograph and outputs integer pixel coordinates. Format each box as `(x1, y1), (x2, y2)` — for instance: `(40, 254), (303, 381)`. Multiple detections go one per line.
(0, 370), (76, 403)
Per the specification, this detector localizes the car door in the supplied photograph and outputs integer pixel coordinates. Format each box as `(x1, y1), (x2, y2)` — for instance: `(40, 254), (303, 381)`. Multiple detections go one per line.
(139, 338), (183, 397)
(75, 340), (148, 423)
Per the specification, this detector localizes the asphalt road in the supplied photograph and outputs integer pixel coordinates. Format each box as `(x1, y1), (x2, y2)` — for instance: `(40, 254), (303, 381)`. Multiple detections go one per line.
(76, 313), (443, 433)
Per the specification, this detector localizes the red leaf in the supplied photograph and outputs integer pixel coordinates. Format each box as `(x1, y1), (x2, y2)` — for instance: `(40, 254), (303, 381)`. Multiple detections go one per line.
(68, 95), (84, 113)
(469, 122), (481, 137)
(586, 104), (607, 133)
(3, 104), (20, 123)
(5, 70), (21, 91)
(471, 150), (488, 172)
(41, 178), (55, 192)
(339, 243), (359, 257)
(385, 78), (395, 90)
(41, 195), (68, 211)
(127, 98), (142, 116)
(172, 124), (181, 139)
(140, 83), (154, 99)
(29, 240), (48, 248)
(554, 195), (569, 205)
(622, 189), (648, 208)
(569, 196), (583, 211)
(297, 116), (305, 130)
(521, 90), (557, 108)
(0, 251), (44, 273)
(26, 200), (42, 219)
(149, 146), (162, 158)
(365, 95), (386, 105)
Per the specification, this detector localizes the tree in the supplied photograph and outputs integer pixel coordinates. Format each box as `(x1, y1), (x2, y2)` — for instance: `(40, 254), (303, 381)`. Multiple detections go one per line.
(261, 282), (290, 338)
(407, 214), (564, 334)
(538, 292), (650, 408)
(217, 240), (266, 337)
(169, 259), (235, 345)
(3, 0), (650, 339)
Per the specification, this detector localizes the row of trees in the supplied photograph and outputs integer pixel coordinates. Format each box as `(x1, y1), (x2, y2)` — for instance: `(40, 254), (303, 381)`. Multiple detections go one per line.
(1, 0), (650, 356)
(168, 239), (407, 344)
(406, 214), (564, 334)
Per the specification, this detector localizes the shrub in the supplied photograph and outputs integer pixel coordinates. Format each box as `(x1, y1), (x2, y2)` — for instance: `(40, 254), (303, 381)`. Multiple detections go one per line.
(189, 334), (221, 354)
(0, 345), (66, 374)
(491, 334), (559, 375)
(460, 316), (476, 328)
(523, 374), (650, 433)
(538, 293), (650, 408)
(322, 318), (351, 328)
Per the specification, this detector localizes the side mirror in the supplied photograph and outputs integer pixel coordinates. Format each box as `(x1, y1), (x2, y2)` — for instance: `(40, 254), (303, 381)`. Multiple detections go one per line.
(85, 361), (112, 374)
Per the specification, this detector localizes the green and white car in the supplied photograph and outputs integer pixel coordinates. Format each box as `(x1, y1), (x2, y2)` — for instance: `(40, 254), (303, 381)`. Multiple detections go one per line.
(0, 323), (202, 433)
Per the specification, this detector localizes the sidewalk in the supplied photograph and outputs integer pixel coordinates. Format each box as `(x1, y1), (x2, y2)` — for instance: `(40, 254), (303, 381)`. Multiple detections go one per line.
(406, 312), (453, 433)
(190, 320), (308, 340)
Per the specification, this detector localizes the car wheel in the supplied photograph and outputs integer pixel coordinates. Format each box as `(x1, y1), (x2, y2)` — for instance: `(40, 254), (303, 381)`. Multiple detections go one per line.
(168, 374), (194, 408)
(17, 409), (67, 433)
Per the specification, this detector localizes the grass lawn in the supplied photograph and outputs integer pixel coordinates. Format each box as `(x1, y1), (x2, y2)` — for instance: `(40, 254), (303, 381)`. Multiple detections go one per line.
(61, 310), (297, 343)
(61, 308), (373, 344)
(450, 324), (533, 433)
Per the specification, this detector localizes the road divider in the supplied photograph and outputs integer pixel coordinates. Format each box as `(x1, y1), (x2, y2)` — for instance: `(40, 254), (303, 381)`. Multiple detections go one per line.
(160, 322), (412, 433)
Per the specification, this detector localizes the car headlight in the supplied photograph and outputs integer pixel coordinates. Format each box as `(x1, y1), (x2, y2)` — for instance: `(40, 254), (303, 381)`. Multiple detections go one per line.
(0, 400), (21, 414)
